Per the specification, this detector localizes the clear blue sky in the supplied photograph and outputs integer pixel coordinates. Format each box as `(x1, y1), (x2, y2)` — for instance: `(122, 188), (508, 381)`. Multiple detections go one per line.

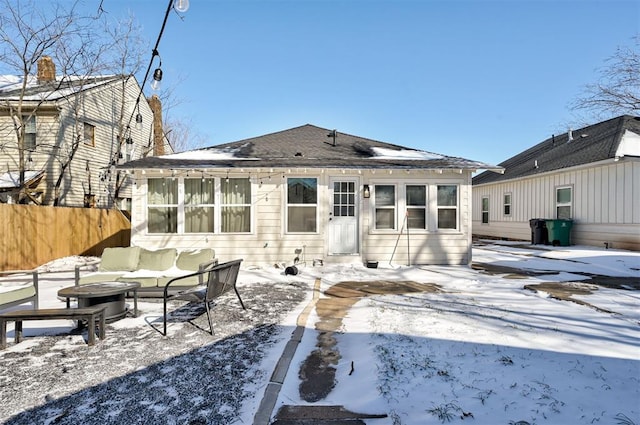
(93, 0), (638, 166)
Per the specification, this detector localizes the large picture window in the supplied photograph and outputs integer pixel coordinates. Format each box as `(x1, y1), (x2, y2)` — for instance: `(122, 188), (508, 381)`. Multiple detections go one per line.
(147, 178), (178, 233)
(287, 178), (317, 233)
(147, 177), (252, 234)
(374, 185), (396, 230)
(556, 186), (572, 219)
(406, 185), (426, 229)
(437, 185), (458, 229)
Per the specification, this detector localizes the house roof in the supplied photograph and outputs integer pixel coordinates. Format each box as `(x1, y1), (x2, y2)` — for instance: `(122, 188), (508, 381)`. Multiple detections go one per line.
(0, 74), (126, 103)
(119, 124), (500, 172)
(473, 115), (640, 186)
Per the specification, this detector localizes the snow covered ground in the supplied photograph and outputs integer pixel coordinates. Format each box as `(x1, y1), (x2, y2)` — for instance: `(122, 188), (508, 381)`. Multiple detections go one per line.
(0, 242), (638, 425)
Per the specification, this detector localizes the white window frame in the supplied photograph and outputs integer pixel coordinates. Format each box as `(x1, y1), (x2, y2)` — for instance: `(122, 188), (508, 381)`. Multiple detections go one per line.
(372, 183), (397, 231)
(436, 184), (459, 231)
(285, 177), (318, 234)
(83, 122), (95, 147)
(406, 184), (427, 231)
(481, 196), (489, 224)
(146, 176), (254, 235)
(556, 186), (572, 219)
(503, 193), (512, 216)
(23, 115), (36, 151)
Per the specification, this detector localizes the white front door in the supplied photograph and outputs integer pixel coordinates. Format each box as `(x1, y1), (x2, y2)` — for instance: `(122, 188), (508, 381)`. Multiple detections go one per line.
(328, 178), (359, 255)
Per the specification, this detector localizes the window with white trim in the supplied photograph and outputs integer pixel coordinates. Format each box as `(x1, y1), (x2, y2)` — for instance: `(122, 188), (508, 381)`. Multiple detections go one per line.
(184, 178), (215, 233)
(374, 184), (396, 230)
(406, 184), (426, 229)
(23, 115), (36, 151)
(147, 177), (252, 234)
(556, 186), (572, 219)
(287, 178), (317, 233)
(148, 178), (178, 233)
(503, 193), (512, 216)
(481, 196), (489, 224)
(221, 178), (251, 233)
(83, 122), (95, 147)
(437, 185), (458, 229)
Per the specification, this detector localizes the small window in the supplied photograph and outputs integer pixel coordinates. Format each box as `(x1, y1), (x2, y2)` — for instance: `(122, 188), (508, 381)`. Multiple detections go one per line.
(147, 178), (178, 233)
(437, 185), (458, 229)
(374, 185), (396, 230)
(503, 193), (512, 216)
(23, 115), (36, 151)
(83, 122), (95, 146)
(287, 178), (317, 233)
(556, 186), (572, 219)
(406, 185), (426, 229)
(481, 196), (489, 224)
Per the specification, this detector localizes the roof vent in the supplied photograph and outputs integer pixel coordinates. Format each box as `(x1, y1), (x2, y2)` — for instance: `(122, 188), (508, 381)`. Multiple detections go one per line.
(327, 129), (337, 146)
(294, 152), (303, 157)
(568, 128), (573, 142)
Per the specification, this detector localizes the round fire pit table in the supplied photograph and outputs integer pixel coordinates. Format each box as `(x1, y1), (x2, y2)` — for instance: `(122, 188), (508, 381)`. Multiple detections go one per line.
(58, 281), (140, 323)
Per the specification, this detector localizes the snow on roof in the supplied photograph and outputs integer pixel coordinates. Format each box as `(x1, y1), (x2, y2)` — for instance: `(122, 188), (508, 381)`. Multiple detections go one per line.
(0, 170), (43, 189)
(159, 148), (259, 160)
(616, 129), (640, 158)
(0, 74), (119, 101)
(371, 146), (444, 160)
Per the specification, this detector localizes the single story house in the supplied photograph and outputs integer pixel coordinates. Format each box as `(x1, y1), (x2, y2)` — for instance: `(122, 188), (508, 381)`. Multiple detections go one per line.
(472, 115), (640, 251)
(120, 124), (500, 266)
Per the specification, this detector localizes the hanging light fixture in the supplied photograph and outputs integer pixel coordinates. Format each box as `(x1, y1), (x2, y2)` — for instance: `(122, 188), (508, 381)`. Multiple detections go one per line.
(150, 50), (163, 91)
(151, 67), (163, 90)
(135, 107), (143, 130)
(173, 0), (189, 12)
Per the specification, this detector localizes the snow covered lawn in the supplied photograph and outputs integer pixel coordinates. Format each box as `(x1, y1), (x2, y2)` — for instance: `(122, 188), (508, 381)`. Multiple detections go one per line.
(0, 242), (638, 425)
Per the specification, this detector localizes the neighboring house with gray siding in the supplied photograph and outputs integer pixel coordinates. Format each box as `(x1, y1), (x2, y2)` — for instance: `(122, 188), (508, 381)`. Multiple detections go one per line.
(0, 57), (165, 210)
(472, 115), (640, 251)
(119, 124), (500, 267)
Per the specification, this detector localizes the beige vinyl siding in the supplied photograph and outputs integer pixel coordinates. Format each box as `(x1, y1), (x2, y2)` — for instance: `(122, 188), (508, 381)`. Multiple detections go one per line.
(131, 168), (475, 266)
(0, 76), (151, 208)
(473, 159), (640, 250)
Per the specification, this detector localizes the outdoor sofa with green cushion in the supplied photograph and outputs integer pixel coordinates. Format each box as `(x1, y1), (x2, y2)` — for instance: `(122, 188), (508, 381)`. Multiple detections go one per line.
(0, 269), (39, 311)
(74, 247), (216, 297)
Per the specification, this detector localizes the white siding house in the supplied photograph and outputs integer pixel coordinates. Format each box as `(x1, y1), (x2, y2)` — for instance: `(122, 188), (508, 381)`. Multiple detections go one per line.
(0, 57), (161, 209)
(120, 125), (500, 267)
(472, 115), (640, 251)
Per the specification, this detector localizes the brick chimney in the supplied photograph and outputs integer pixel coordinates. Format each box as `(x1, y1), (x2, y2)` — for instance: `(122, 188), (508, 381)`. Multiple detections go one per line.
(37, 56), (56, 83)
(148, 95), (165, 156)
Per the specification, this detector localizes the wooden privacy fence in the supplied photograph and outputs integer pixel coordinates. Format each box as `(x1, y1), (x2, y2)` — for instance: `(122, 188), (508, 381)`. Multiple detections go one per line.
(0, 204), (131, 271)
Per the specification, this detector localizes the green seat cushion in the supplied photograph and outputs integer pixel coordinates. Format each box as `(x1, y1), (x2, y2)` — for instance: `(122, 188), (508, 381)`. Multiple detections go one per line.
(157, 275), (201, 287)
(137, 248), (177, 271)
(176, 249), (214, 271)
(78, 272), (126, 285)
(99, 247), (141, 272)
(0, 284), (36, 306)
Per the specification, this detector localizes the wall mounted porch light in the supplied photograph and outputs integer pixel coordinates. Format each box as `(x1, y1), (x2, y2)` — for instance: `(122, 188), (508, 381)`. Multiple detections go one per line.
(363, 184), (370, 198)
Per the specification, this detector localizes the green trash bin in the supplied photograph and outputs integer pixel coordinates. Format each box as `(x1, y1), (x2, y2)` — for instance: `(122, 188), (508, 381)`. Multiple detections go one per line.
(545, 219), (573, 246)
